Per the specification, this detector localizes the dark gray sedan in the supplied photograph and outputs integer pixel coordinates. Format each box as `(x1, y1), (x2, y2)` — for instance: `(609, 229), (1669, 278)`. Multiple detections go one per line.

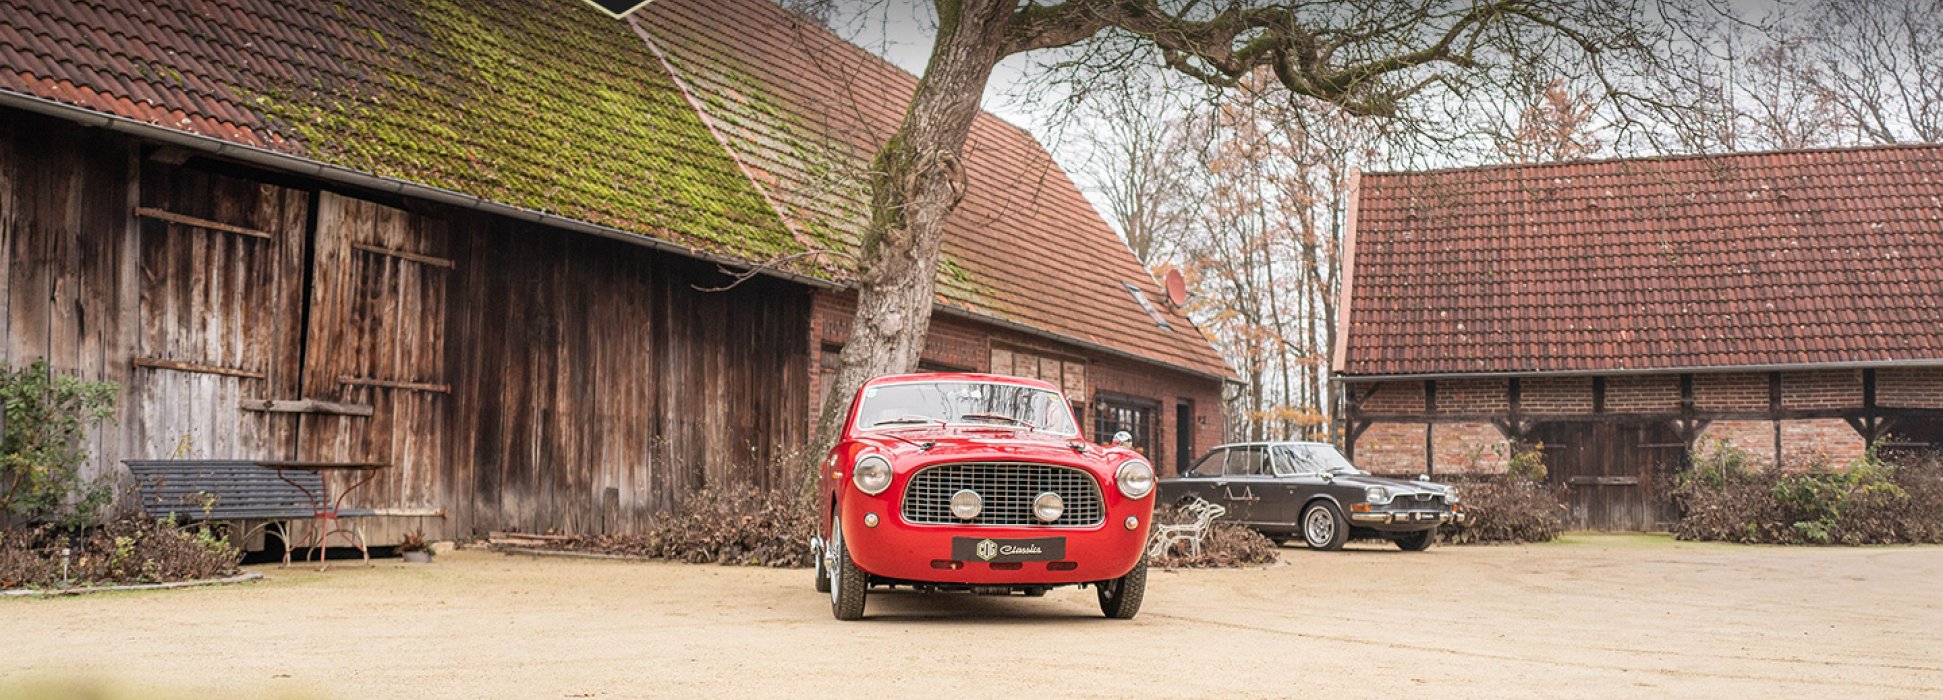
(1157, 442), (1465, 551)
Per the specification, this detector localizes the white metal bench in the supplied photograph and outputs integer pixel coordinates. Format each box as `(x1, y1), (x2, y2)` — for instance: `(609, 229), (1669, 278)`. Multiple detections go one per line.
(1147, 498), (1227, 558)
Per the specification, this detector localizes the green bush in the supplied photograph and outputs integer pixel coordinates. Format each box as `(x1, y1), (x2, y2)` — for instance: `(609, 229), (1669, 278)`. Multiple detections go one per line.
(0, 516), (241, 589)
(1, 359), (119, 529)
(1671, 444), (1943, 545)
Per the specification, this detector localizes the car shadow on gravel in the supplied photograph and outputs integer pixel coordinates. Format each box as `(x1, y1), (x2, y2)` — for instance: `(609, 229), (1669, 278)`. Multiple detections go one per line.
(854, 589), (1115, 623)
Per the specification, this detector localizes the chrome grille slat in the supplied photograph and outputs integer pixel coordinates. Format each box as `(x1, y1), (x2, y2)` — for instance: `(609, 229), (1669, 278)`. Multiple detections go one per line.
(901, 462), (1104, 527)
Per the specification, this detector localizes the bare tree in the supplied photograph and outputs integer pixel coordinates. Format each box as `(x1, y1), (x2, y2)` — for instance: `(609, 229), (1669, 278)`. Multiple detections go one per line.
(811, 0), (1671, 462)
(1086, 76), (1193, 266)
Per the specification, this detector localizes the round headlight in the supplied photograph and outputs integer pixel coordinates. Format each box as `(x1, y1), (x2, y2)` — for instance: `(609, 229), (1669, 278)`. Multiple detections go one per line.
(1116, 460), (1155, 499)
(1365, 485), (1392, 505)
(1033, 492), (1064, 522)
(853, 455), (892, 495)
(950, 489), (983, 520)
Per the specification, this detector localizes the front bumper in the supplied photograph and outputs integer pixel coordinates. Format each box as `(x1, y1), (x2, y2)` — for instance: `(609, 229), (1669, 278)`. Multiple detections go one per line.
(1349, 508), (1466, 531)
(839, 489), (1152, 586)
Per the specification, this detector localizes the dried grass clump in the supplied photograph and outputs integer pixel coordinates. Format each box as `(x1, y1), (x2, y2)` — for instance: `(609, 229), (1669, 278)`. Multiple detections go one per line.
(531, 487), (815, 567)
(1147, 504), (1278, 568)
(1, 516), (241, 589)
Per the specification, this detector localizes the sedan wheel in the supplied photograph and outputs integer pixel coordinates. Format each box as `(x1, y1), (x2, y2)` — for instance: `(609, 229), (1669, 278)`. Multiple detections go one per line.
(1302, 502), (1348, 551)
(829, 515), (868, 620)
(1395, 527), (1436, 552)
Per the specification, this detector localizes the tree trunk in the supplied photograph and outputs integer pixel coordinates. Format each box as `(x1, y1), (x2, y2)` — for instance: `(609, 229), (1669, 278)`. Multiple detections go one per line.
(806, 1), (1015, 479)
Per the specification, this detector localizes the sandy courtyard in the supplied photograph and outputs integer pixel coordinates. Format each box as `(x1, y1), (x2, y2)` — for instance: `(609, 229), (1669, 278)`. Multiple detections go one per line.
(3, 535), (1940, 699)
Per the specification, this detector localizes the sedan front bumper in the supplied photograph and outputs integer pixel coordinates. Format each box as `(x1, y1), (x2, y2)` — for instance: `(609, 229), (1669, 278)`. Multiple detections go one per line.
(1349, 508), (1466, 530)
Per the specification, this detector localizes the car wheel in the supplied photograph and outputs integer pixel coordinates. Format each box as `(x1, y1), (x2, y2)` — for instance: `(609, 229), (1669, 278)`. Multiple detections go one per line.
(1302, 502), (1349, 551)
(829, 515), (868, 621)
(813, 536), (832, 593)
(1395, 527), (1436, 552)
(1097, 555), (1148, 620)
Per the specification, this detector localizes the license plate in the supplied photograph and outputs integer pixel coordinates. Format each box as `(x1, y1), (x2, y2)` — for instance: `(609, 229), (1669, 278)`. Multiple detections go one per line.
(952, 536), (1066, 563)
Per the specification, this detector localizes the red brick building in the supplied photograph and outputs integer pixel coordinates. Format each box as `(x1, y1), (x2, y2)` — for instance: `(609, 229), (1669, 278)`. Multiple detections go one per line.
(0, 0), (1228, 540)
(1334, 146), (1943, 530)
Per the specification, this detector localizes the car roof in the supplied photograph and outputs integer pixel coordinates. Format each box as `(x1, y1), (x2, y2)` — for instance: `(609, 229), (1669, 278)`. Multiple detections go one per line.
(1209, 441), (1338, 450)
(864, 372), (1063, 392)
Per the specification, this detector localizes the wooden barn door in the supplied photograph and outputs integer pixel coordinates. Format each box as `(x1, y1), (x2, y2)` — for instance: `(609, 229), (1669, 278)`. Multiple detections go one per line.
(130, 167), (309, 461)
(1530, 420), (1682, 531)
(296, 192), (451, 512)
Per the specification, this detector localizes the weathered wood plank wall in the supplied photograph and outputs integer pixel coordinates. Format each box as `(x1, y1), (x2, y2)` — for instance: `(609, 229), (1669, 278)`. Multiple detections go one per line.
(1, 113), (814, 539)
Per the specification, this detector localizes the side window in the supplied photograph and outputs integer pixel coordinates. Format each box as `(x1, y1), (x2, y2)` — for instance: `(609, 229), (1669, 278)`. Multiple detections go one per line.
(1187, 449), (1225, 477)
(1222, 447), (1264, 476)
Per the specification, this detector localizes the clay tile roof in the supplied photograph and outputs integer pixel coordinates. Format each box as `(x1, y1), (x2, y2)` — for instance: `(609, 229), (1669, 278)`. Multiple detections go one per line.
(0, 0), (1232, 380)
(0, 0), (803, 262)
(635, 0), (1231, 379)
(1338, 145), (1943, 377)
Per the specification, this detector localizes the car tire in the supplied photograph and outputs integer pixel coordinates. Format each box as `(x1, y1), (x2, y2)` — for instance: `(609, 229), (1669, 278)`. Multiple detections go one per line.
(813, 537), (832, 593)
(1097, 555), (1148, 620)
(1395, 528), (1436, 552)
(1302, 501), (1349, 551)
(829, 515), (868, 621)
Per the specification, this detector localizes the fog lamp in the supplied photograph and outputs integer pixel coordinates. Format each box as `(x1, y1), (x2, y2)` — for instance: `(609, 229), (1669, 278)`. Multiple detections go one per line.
(950, 489), (983, 520)
(1033, 492), (1064, 523)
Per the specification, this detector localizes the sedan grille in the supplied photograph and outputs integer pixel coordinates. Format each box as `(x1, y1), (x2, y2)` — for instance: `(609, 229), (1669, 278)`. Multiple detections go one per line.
(901, 462), (1104, 527)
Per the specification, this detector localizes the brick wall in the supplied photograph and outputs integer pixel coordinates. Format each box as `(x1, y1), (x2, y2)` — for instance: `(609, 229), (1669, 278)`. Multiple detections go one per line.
(1433, 422), (1509, 474)
(1606, 374), (1680, 412)
(1780, 419), (1867, 467)
(1878, 368), (1943, 409)
(1522, 376), (1593, 413)
(1698, 420), (1776, 466)
(1439, 378), (1509, 414)
(1694, 373), (1768, 412)
(809, 290), (1228, 477)
(1780, 369), (1861, 410)
(1361, 381), (1425, 413)
(1357, 422), (1426, 475)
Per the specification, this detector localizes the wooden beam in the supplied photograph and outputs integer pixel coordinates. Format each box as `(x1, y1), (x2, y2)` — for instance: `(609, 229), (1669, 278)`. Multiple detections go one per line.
(338, 376), (451, 393)
(134, 207), (274, 240)
(131, 357), (265, 380)
(351, 242), (456, 270)
(239, 398), (375, 417)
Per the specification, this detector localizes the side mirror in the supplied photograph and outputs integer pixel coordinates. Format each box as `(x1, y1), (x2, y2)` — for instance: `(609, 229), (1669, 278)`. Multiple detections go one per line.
(1111, 430), (1133, 447)
(1320, 472), (1334, 484)
(1417, 474), (1431, 482)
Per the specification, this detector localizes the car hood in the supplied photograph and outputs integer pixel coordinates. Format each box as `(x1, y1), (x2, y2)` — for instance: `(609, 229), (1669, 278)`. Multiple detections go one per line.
(1329, 473), (1453, 496)
(857, 427), (1128, 468)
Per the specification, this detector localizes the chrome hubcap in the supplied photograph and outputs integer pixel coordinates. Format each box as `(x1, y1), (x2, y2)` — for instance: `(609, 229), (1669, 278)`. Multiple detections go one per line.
(829, 516), (842, 605)
(1305, 507), (1334, 545)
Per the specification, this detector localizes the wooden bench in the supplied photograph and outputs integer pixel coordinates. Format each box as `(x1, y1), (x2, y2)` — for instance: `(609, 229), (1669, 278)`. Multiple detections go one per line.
(125, 459), (386, 570)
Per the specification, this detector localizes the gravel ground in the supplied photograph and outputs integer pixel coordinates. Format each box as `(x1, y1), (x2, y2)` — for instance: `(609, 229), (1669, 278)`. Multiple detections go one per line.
(3, 535), (1940, 699)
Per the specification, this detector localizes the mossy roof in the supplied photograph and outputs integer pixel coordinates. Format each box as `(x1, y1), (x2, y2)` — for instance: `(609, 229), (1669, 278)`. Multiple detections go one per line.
(0, 0), (808, 265)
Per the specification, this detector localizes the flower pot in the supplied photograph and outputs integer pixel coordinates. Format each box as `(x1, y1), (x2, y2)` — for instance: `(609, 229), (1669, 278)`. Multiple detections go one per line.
(402, 550), (433, 564)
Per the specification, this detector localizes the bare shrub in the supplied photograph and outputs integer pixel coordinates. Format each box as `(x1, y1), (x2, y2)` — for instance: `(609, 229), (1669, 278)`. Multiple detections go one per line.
(0, 516), (241, 589)
(1438, 442), (1567, 545)
(1147, 504), (1278, 568)
(528, 486), (815, 568)
(1672, 444), (1943, 545)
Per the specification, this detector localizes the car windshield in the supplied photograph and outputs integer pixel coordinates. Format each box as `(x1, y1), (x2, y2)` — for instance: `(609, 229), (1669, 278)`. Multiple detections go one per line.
(852, 381), (1077, 436)
(1271, 444), (1361, 476)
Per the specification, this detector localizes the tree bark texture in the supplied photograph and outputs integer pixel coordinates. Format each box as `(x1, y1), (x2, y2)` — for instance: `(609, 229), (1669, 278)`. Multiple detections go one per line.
(807, 1), (1015, 477)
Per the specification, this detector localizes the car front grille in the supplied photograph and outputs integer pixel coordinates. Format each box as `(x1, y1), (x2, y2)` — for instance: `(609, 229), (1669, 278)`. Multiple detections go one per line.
(1390, 492), (1449, 510)
(901, 462), (1104, 527)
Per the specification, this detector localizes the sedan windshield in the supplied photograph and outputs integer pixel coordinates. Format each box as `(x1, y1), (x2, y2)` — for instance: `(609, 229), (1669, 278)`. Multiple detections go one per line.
(1271, 444), (1361, 475)
(853, 381), (1077, 436)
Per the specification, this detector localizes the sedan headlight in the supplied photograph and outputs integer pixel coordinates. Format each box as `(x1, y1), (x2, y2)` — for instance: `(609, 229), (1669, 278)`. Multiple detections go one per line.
(1117, 460), (1155, 499)
(1365, 486), (1393, 505)
(1445, 487), (1460, 504)
(852, 455), (892, 495)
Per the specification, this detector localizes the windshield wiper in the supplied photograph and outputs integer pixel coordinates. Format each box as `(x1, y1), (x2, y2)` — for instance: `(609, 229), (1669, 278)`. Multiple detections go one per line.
(871, 416), (943, 428)
(959, 413), (1036, 430)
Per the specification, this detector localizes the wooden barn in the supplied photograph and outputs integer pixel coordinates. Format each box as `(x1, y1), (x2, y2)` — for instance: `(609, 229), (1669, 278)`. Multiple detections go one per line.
(1334, 146), (1943, 530)
(0, 0), (1230, 542)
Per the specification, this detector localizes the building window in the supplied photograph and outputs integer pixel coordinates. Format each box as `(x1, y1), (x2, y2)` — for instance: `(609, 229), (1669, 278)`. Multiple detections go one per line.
(1094, 393), (1158, 458)
(990, 343), (1087, 402)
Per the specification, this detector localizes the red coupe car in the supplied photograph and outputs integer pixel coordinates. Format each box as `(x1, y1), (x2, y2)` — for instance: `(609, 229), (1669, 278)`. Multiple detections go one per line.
(814, 373), (1157, 620)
